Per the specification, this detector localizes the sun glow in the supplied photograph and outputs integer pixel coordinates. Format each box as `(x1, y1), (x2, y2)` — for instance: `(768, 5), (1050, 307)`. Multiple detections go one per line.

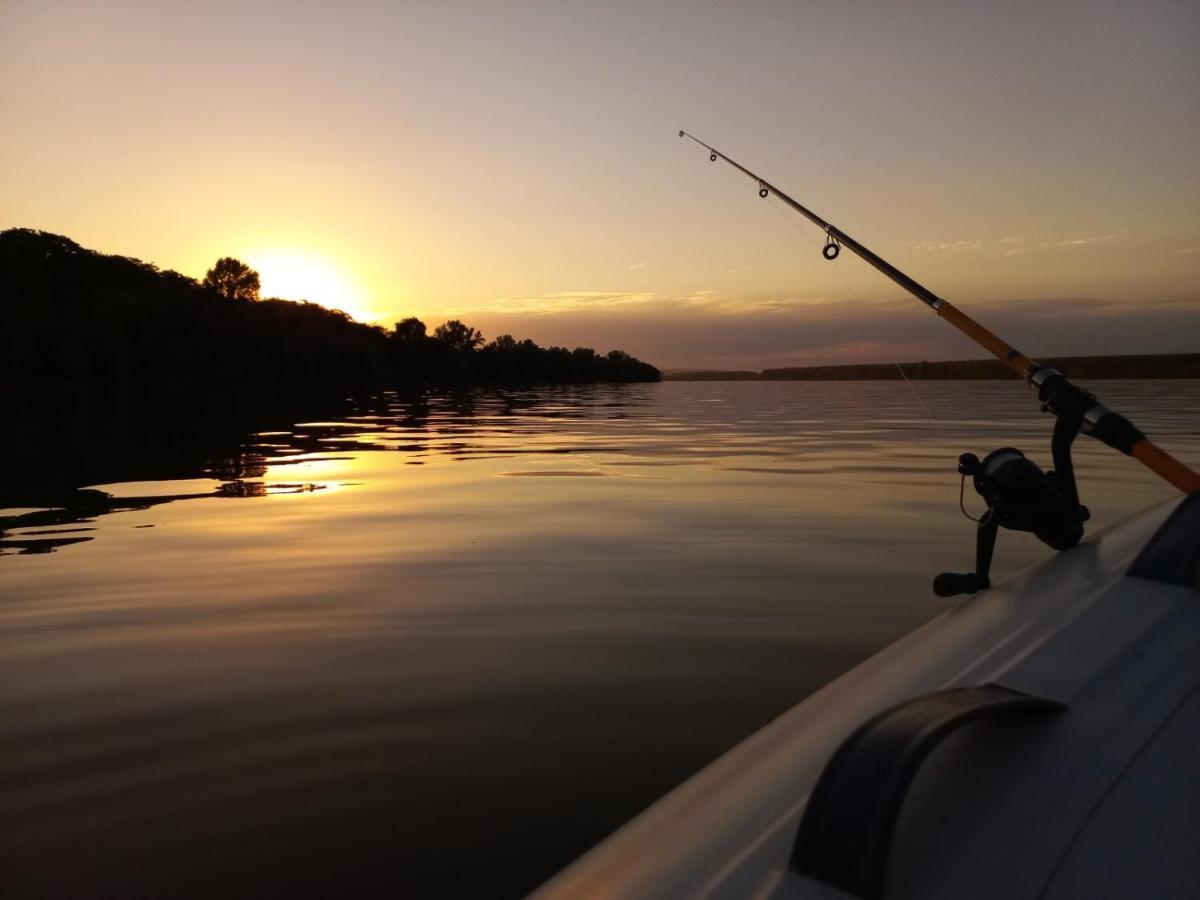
(248, 251), (370, 321)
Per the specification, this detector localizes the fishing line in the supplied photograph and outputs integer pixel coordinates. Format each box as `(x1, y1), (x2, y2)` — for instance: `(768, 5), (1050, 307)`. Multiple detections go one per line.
(770, 198), (947, 441)
(769, 198), (823, 252)
(894, 361), (947, 441)
(769, 200), (860, 302)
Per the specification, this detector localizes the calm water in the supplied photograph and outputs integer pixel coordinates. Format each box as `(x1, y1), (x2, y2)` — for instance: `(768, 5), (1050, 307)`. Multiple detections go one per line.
(2, 380), (1198, 898)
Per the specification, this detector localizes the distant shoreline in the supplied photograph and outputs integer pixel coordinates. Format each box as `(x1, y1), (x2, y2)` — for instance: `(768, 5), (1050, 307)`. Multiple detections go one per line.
(0, 229), (660, 387)
(664, 353), (1200, 382)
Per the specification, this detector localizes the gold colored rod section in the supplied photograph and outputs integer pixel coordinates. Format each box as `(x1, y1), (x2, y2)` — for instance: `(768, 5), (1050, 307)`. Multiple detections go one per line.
(933, 303), (1035, 378)
(680, 129), (1200, 495)
(1130, 441), (1200, 494)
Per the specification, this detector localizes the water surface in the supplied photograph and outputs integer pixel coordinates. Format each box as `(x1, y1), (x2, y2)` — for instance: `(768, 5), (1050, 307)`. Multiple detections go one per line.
(2, 380), (1197, 898)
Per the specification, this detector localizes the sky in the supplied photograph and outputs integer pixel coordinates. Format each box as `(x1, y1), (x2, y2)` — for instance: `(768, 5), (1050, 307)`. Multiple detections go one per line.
(2, 0), (1198, 369)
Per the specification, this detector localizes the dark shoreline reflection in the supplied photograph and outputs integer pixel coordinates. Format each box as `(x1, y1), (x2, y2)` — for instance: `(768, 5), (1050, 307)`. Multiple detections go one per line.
(1, 384), (350, 553)
(0, 383), (652, 554)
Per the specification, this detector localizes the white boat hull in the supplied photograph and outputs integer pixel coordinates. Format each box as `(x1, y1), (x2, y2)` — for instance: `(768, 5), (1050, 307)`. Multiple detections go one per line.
(534, 496), (1200, 899)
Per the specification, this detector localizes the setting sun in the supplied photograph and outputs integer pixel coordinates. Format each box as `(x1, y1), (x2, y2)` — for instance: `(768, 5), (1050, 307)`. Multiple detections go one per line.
(248, 251), (368, 321)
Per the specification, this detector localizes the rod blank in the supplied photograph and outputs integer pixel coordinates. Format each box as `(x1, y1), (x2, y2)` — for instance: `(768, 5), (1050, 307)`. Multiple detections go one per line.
(679, 130), (1200, 494)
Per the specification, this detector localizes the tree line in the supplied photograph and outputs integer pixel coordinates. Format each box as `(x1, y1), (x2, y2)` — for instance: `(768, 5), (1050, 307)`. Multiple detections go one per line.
(0, 230), (659, 386)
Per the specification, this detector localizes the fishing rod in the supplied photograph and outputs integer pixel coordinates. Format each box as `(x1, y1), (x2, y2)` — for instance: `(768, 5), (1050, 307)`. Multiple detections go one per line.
(680, 130), (1199, 596)
(679, 130), (1200, 497)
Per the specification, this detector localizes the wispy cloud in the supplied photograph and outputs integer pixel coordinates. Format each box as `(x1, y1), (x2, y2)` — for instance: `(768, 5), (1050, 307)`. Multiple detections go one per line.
(901, 239), (983, 252)
(1054, 234), (1117, 247)
(1171, 247), (1200, 255)
(997, 234), (1119, 257)
(627, 261), (646, 270)
(481, 289), (853, 317)
(904, 233), (1124, 259)
(486, 291), (659, 314)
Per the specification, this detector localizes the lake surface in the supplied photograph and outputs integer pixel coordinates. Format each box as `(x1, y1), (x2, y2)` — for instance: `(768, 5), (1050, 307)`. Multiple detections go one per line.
(2, 380), (1198, 898)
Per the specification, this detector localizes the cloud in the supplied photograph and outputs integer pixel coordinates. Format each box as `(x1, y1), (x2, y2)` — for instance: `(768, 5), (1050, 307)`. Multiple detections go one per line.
(1171, 247), (1200, 255)
(484, 290), (659, 314)
(473, 289), (857, 318)
(1054, 234), (1117, 247)
(901, 239), (983, 252)
(998, 234), (1118, 256)
(903, 234), (1123, 258)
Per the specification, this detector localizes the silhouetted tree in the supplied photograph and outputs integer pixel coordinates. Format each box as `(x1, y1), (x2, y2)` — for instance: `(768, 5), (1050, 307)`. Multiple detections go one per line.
(432, 319), (484, 352)
(390, 317), (434, 380)
(393, 317), (427, 342)
(203, 257), (260, 302)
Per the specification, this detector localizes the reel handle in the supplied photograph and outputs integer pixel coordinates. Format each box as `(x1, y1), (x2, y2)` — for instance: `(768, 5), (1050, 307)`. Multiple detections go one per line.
(933, 571), (991, 597)
(934, 503), (999, 597)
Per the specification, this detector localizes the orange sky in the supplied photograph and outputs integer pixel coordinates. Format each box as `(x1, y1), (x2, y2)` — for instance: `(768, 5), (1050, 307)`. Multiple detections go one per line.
(2, 0), (1197, 368)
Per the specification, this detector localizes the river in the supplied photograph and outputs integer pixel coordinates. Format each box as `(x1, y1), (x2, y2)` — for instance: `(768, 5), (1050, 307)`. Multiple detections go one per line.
(2, 379), (1197, 898)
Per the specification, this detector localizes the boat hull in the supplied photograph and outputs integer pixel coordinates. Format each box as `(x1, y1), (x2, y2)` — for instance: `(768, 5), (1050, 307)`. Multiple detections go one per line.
(533, 496), (1199, 899)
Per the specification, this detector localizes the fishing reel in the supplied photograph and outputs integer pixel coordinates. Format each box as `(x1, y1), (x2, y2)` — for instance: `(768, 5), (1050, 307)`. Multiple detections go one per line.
(933, 417), (1089, 597)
